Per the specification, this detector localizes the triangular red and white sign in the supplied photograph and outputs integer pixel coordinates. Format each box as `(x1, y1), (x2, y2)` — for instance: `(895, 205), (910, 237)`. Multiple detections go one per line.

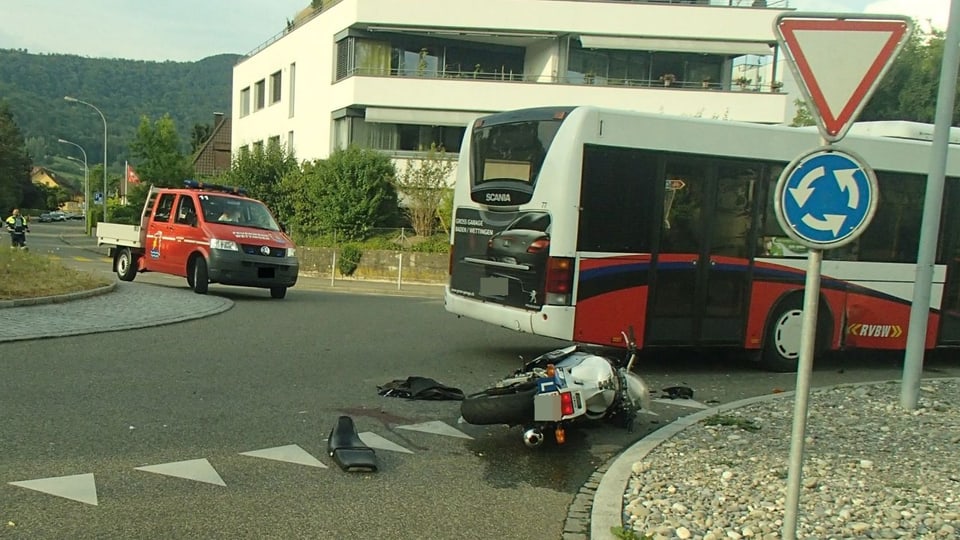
(776, 15), (912, 141)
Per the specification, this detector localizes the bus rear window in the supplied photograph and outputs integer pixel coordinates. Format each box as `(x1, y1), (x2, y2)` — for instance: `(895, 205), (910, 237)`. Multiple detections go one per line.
(471, 120), (561, 185)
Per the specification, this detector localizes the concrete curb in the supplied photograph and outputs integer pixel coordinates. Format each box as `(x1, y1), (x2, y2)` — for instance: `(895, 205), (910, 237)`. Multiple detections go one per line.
(588, 377), (960, 539)
(0, 281), (117, 309)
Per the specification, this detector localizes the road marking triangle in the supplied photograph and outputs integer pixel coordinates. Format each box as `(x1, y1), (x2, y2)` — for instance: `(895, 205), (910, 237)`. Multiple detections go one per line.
(358, 432), (414, 454)
(239, 444), (328, 468)
(8, 473), (99, 506)
(135, 458), (226, 486)
(396, 420), (473, 439)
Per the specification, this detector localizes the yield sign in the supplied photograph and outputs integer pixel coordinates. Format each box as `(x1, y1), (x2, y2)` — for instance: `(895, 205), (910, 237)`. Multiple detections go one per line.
(775, 14), (912, 142)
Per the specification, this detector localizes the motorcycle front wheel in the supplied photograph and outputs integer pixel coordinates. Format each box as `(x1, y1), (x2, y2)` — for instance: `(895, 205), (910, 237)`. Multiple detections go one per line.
(461, 382), (537, 426)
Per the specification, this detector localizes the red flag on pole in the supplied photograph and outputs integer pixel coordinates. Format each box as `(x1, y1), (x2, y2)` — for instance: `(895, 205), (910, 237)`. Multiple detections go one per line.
(126, 163), (141, 184)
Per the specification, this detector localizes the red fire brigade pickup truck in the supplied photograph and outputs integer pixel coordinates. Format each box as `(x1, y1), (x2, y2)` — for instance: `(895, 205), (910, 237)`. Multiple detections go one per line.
(96, 180), (299, 298)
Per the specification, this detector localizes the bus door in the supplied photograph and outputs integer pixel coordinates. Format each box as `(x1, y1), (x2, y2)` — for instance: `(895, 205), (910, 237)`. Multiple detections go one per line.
(939, 179), (960, 344)
(645, 159), (756, 346)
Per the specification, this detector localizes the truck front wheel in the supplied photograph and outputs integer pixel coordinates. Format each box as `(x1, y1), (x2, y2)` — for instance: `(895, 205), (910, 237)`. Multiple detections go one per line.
(190, 256), (209, 294)
(116, 248), (138, 282)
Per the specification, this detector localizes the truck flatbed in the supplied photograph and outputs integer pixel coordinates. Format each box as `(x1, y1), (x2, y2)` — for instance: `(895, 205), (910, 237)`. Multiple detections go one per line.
(96, 222), (143, 248)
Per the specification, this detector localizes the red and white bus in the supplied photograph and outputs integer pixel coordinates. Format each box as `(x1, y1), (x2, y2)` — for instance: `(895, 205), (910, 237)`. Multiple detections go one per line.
(444, 106), (960, 371)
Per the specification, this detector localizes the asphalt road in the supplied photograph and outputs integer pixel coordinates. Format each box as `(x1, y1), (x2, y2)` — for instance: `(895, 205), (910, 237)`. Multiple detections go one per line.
(3, 221), (958, 540)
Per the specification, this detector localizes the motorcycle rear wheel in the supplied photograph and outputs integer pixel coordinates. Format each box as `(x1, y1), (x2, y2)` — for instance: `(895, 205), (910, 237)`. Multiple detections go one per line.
(461, 382), (537, 426)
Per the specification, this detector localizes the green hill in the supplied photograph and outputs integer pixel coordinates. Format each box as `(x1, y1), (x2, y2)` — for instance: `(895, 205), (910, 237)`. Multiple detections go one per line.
(0, 49), (237, 184)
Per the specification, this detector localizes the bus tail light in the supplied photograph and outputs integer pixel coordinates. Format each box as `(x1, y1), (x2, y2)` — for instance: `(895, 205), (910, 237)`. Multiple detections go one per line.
(544, 256), (573, 305)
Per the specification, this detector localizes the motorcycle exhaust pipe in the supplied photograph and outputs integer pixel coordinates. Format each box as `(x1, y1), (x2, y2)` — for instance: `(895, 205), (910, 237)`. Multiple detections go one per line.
(522, 428), (544, 448)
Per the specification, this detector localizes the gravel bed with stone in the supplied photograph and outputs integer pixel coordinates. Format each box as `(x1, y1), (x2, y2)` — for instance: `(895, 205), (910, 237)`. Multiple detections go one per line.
(622, 378), (960, 540)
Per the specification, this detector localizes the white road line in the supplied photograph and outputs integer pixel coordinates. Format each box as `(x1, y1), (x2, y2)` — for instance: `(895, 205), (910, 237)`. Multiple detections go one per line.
(8, 473), (99, 506)
(135, 458), (226, 486)
(239, 444), (328, 468)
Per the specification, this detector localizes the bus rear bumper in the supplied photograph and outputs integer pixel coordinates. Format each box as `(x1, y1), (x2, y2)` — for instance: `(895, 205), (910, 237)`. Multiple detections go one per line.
(444, 287), (574, 339)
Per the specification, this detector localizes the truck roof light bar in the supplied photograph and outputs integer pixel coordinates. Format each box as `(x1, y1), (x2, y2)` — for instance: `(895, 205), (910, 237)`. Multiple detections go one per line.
(183, 179), (248, 196)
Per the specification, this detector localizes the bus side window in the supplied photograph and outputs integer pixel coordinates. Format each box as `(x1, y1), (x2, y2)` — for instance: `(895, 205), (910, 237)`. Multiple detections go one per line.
(578, 145), (658, 252)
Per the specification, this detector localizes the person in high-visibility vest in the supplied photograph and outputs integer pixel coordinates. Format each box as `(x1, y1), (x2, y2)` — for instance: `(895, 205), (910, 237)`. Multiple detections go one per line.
(5, 208), (30, 248)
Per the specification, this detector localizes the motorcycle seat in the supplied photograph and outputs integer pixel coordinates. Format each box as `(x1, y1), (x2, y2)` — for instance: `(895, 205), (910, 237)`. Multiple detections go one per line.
(327, 415), (378, 472)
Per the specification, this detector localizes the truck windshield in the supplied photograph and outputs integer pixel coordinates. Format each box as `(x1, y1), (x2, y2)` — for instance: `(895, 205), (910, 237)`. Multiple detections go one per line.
(199, 195), (281, 231)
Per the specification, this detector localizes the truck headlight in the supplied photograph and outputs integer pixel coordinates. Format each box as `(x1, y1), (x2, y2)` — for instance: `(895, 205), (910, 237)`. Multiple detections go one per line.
(286, 247), (296, 257)
(210, 238), (239, 251)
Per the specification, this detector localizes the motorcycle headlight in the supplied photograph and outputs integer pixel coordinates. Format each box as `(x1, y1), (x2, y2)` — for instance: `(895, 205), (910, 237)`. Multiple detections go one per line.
(210, 238), (239, 251)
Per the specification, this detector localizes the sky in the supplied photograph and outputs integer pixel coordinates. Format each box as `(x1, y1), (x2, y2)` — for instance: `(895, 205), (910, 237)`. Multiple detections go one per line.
(0, 0), (951, 63)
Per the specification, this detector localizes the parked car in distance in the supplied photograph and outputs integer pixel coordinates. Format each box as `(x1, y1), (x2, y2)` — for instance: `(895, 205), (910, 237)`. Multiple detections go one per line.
(39, 213), (53, 222)
(49, 211), (67, 221)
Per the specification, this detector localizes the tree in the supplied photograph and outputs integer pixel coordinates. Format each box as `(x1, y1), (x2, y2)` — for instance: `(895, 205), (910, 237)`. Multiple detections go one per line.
(861, 27), (958, 124)
(437, 187), (454, 236)
(789, 99), (816, 127)
(219, 142), (300, 224)
(392, 145), (456, 237)
(189, 123), (213, 154)
(0, 101), (32, 212)
(128, 114), (193, 188)
(294, 146), (399, 240)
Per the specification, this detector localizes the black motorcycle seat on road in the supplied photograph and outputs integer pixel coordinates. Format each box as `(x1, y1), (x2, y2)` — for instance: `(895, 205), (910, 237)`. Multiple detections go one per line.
(327, 415), (378, 472)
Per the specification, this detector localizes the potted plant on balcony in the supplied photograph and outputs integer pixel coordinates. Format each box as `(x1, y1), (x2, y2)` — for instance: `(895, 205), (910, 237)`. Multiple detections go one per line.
(770, 80), (783, 92)
(701, 76), (712, 89)
(659, 73), (676, 87)
(735, 76), (752, 89)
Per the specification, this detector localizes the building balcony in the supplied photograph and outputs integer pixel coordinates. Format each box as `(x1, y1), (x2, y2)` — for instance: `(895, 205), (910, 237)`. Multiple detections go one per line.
(330, 72), (789, 124)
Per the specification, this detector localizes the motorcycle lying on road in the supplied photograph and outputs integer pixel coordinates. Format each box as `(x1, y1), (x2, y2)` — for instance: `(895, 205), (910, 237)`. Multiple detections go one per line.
(460, 328), (650, 447)
(7, 223), (28, 250)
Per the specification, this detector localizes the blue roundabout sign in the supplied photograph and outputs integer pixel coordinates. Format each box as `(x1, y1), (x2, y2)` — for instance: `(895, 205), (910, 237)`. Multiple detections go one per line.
(774, 147), (878, 250)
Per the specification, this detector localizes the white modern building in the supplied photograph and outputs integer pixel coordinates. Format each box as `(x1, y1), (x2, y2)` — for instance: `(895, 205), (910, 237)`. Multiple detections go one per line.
(232, 0), (799, 164)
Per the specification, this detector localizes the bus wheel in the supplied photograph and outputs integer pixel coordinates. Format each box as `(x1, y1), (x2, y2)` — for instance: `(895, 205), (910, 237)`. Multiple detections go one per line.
(115, 248), (138, 282)
(190, 256), (209, 295)
(461, 383), (537, 426)
(761, 294), (832, 373)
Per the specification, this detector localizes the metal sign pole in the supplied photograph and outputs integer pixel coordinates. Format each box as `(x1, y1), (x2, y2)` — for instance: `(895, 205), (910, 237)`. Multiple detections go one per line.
(901, 0), (960, 410)
(782, 248), (822, 539)
(773, 12), (907, 537)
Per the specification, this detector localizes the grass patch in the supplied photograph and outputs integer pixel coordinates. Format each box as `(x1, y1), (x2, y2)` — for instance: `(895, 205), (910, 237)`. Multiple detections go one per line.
(0, 250), (110, 301)
(704, 414), (761, 432)
(610, 526), (653, 540)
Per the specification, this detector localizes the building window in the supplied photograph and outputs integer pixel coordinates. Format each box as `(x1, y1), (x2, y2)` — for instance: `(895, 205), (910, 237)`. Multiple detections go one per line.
(340, 117), (464, 152)
(268, 135), (281, 149)
(567, 39), (729, 88)
(288, 63), (296, 118)
(252, 140), (264, 153)
(254, 79), (266, 111)
(240, 87), (251, 117)
(287, 130), (294, 151)
(270, 71), (282, 105)
(334, 35), (523, 81)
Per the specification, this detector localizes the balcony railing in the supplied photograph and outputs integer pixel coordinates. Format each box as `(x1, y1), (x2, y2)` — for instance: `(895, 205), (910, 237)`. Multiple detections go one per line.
(342, 67), (786, 93)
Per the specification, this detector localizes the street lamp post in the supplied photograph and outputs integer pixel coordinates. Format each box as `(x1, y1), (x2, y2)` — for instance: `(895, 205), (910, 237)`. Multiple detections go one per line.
(64, 96), (108, 223)
(57, 138), (90, 235)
